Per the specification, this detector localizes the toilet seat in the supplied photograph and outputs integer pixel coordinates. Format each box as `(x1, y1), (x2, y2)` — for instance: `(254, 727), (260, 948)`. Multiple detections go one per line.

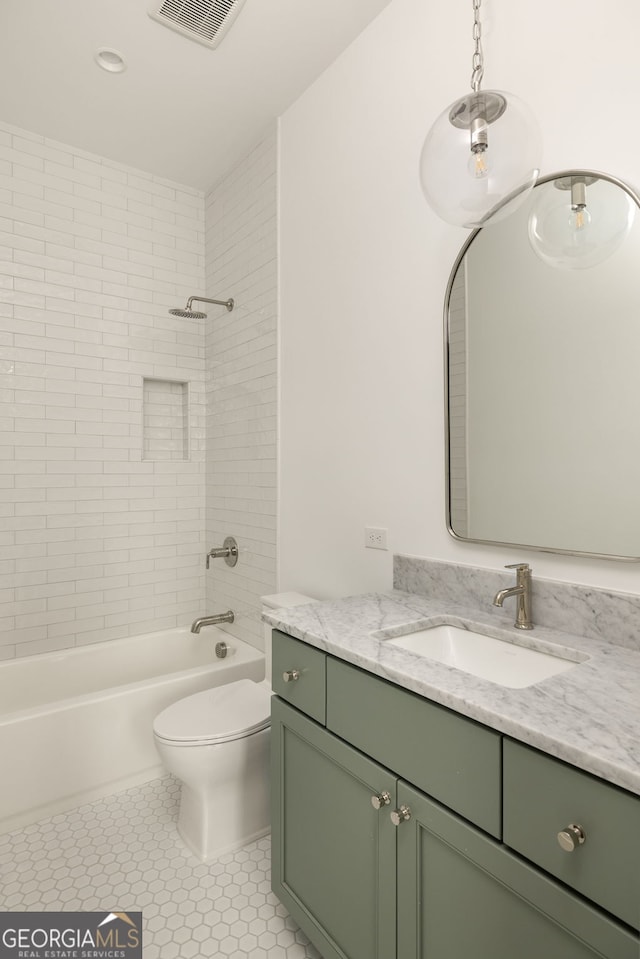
(153, 679), (270, 746)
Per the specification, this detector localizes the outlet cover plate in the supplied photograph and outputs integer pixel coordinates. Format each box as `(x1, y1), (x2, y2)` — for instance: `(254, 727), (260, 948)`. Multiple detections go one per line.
(365, 527), (388, 550)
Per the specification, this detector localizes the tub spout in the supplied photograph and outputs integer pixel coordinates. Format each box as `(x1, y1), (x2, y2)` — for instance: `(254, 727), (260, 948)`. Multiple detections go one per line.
(190, 611), (234, 633)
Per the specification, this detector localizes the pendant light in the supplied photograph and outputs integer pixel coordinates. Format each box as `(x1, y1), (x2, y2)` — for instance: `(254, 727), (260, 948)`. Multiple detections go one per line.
(528, 175), (636, 270)
(419, 0), (542, 229)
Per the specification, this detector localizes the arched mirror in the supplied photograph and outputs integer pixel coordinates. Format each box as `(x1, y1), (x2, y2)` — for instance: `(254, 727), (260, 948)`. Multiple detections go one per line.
(445, 170), (640, 560)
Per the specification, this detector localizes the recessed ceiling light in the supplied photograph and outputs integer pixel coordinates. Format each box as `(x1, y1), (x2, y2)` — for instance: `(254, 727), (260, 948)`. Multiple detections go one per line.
(94, 48), (127, 73)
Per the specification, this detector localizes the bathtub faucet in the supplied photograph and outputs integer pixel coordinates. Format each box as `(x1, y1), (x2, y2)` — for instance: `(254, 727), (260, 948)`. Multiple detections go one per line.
(191, 611), (235, 634)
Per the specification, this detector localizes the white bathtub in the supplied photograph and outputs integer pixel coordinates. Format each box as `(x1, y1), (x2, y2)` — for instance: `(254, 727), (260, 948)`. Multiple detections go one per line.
(0, 626), (265, 833)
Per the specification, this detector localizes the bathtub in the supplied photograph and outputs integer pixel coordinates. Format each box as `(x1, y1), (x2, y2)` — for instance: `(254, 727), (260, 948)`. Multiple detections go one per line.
(0, 626), (265, 833)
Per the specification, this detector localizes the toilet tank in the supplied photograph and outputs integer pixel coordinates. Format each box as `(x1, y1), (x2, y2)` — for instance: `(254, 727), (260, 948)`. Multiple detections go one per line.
(261, 592), (317, 685)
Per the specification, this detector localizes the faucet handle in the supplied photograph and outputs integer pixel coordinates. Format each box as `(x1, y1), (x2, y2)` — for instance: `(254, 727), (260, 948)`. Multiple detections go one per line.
(505, 563), (530, 571)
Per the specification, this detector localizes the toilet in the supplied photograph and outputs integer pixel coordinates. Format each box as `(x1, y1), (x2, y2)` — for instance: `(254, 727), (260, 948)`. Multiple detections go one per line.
(153, 591), (316, 861)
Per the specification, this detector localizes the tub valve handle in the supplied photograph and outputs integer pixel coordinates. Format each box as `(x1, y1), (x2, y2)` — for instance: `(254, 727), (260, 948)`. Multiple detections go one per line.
(206, 536), (239, 568)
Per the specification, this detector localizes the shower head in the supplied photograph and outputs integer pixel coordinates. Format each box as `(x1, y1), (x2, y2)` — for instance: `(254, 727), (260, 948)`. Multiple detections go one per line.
(169, 307), (207, 319)
(169, 295), (234, 319)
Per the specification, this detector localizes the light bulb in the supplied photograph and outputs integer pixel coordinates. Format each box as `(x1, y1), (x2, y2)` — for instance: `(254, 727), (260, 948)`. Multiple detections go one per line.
(569, 205), (591, 233)
(468, 148), (490, 179)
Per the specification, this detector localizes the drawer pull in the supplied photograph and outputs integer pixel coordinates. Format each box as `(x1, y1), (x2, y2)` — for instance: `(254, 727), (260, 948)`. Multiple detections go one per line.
(557, 823), (586, 852)
(371, 791), (391, 810)
(282, 669), (301, 683)
(390, 805), (412, 826)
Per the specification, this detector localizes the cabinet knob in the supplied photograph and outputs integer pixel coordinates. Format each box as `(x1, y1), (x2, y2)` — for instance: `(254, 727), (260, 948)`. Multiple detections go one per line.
(390, 805), (412, 826)
(282, 669), (300, 683)
(371, 791), (391, 810)
(557, 823), (586, 852)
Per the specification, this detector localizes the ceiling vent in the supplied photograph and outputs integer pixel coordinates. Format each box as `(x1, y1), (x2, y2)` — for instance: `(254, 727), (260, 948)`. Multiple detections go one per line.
(148, 0), (248, 49)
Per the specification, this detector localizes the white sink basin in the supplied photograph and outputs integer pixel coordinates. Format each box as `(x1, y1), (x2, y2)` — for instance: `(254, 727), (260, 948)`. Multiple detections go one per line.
(384, 623), (585, 689)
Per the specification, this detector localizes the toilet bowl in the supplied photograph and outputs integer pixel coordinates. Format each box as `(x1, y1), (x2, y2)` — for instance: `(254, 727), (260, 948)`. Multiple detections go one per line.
(154, 679), (271, 861)
(153, 592), (316, 861)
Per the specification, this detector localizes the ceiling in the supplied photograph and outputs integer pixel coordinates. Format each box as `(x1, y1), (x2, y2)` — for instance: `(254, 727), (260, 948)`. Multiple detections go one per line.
(0, 0), (392, 191)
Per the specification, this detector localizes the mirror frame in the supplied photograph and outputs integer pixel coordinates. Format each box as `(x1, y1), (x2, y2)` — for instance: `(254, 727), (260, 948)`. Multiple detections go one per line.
(443, 169), (640, 562)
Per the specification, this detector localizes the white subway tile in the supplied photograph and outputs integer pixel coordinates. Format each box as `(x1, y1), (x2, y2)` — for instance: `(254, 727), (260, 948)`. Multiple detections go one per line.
(45, 159), (101, 189)
(1, 120), (213, 654)
(0, 144), (44, 171)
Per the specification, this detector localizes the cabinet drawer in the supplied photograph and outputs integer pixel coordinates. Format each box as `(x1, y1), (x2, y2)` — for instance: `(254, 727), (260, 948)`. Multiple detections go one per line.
(326, 657), (502, 837)
(503, 740), (640, 930)
(271, 630), (326, 724)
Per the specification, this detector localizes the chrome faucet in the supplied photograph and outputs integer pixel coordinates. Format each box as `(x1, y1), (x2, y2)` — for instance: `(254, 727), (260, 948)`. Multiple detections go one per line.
(492, 563), (533, 630)
(191, 611), (234, 633)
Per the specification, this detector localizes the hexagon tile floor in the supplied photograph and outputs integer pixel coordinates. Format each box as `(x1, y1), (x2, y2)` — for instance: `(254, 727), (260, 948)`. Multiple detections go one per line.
(0, 776), (323, 959)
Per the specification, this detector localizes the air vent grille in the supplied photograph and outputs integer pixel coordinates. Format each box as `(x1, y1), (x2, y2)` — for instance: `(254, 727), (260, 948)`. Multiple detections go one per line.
(149, 0), (248, 49)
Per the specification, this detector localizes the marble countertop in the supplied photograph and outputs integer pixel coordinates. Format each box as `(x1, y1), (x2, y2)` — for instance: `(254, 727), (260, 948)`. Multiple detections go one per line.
(264, 589), (640, 796)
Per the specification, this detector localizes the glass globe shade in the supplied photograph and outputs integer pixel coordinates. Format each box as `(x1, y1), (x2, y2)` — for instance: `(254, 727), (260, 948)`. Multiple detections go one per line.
(419, 89), (542, 229)
(528, 177), (636, 270)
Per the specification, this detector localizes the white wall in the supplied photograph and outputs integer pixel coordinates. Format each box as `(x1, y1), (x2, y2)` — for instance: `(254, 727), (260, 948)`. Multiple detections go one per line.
(0, 120), (207, 658)
(204, 129), (278, 650)
(279, 0), (640, 598)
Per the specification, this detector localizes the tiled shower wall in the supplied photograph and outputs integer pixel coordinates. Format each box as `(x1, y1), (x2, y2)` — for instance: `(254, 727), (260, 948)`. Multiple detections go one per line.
(204, 128), (278, 649)
(0, 120), (208, 659)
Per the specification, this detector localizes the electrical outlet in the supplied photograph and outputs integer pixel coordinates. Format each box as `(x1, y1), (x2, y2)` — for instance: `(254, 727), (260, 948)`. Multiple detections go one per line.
(365, 527), (388, 550)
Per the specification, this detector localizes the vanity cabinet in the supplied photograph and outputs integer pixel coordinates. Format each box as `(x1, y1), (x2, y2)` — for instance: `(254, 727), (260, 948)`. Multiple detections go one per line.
(270, 630), (639, 959)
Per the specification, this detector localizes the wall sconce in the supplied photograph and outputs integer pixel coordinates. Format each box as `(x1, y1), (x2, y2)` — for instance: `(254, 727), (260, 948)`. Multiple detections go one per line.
(419, 0), (542, 229)
(528, 174), (636, 269)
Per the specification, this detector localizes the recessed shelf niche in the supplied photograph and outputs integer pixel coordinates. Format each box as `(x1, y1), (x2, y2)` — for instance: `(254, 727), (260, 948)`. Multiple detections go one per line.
(142, 378), (189, 461)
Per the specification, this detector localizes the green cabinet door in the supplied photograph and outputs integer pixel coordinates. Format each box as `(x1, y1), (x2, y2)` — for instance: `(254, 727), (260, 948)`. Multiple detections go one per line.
(396, 781), (639, 959)
(271, 696), (397, 959)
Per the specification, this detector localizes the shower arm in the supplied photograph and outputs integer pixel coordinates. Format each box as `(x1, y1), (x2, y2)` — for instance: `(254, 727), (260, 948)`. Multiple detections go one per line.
(187, 295), (234, 312)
